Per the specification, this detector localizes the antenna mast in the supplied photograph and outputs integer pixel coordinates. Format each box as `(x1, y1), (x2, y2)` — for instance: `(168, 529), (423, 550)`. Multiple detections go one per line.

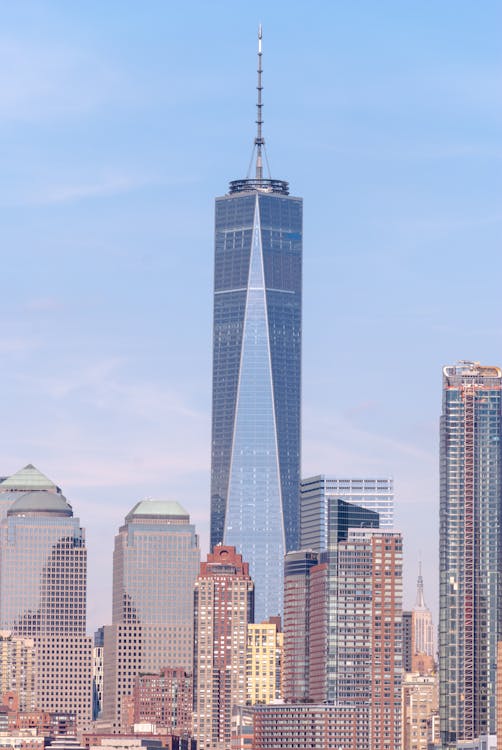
(255, 25), (264, 180)
(230, 26), (289, 194)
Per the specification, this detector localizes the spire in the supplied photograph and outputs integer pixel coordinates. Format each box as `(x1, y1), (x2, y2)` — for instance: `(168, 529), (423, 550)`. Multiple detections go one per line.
(229, 27), (289, 195)
(255, 24), (264, 180)
(415, 560), (426, 609)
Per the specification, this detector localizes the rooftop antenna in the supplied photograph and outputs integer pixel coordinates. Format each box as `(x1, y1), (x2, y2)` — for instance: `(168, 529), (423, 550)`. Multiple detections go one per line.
(233, 27), (289, 195)
(255, 24), (264, 180)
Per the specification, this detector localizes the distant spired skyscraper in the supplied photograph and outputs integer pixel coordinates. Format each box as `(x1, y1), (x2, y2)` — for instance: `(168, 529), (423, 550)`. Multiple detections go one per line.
(439, 361), (502, 746)
(210, 28), (302, 621)
(412, 562), (434, 660)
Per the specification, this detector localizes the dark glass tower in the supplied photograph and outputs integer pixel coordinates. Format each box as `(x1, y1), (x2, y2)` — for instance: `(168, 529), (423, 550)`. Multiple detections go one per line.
(210, 28), (302, 621)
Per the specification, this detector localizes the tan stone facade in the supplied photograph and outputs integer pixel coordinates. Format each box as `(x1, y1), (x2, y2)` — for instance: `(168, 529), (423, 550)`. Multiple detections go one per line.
(193, 546), (254, 750)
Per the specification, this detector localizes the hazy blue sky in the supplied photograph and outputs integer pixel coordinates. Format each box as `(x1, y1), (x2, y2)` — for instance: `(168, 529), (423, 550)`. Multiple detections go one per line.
(1, 1), (501, 632)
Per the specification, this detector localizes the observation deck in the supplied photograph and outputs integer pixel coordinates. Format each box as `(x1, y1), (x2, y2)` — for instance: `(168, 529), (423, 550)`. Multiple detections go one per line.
(229, 178), (289, 195)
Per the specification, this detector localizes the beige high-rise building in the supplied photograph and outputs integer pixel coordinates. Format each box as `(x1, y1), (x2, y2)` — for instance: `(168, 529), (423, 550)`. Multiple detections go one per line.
(0, 474), (92, 729)
(102, 499), (200, 731)
(402, 671), (439, 750)
(34, 635), (92, 726)
(246, 617), (282, 705)
(193, 545), (254, 750)
(0, 631), (36, 710)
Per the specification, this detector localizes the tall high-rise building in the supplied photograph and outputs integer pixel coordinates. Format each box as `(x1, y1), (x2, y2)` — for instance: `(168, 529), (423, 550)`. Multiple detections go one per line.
(309, 528), (403, 750)
(301, 476), (394, 539)
(282, 550), (319, 702)
(0, 484), (92, 728)
(103, 499), (200, 730)
(210, 29), (302, 622)
(284, 499), (379, 704)
(0, 491), (86, 636)
(193, 545), (254, 750)
(439, 362), (502, 746)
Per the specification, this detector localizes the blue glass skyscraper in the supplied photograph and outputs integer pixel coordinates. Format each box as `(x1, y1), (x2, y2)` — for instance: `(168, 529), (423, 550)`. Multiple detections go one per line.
(210, 29), (302, 621)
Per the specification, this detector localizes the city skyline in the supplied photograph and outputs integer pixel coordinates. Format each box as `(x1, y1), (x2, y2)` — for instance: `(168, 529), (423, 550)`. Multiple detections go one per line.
(1, 2), (501, 634)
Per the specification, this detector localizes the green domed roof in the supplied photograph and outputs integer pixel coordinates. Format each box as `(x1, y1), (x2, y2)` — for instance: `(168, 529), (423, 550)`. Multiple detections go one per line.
(126, 499), (189, 521)
(0, 464), (60, 492)
(8, 491), (73, 517)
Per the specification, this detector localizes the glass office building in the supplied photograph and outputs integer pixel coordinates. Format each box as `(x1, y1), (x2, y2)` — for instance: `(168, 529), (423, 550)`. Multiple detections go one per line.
(0, 490), (86, 635)
(210, 31), (302, 621)
(300, 491), (380, 555)
(210, 184), (302, 621)
(301, 476), (394, 540)
(112, 499), (200, 628)
(0, 484), (92, 728)
(439, 362), (502, 747)
(104, 499), (200, 729)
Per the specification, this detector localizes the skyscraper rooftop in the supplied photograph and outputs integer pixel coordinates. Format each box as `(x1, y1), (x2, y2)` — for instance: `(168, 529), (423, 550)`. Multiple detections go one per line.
(8, 490), (73, 517)
(126, 498), (189, 521)
(0, 464), (61, 493)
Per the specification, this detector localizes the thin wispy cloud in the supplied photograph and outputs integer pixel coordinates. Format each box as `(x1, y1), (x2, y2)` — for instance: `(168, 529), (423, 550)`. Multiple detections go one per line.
(1, 172), (199, 207)
(21, 359), (206, 422)
(303, 405), (434, 488)
(0, 38), (120, 122)
(23, 297), (63, 313)
(38, 175), (154, 205)
(0, 336), (44, 354)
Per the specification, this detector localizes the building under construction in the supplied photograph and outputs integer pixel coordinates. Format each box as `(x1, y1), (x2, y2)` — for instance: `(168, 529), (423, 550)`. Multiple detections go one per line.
(439, 362), (502, 747)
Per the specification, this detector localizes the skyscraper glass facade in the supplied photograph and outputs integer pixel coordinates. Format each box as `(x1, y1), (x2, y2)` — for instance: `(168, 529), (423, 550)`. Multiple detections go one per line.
(210, 183), (302, 621)
(112, 499), (199, 628)
(0, 491), (86, 635)
(104, 499), (200, 729)
(300, 493), (379, 555)
(0, 484), (92, 728)
(300, 476), (393, 547)
(283, 550), (319, 702)
(439, 362), (502, 746)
